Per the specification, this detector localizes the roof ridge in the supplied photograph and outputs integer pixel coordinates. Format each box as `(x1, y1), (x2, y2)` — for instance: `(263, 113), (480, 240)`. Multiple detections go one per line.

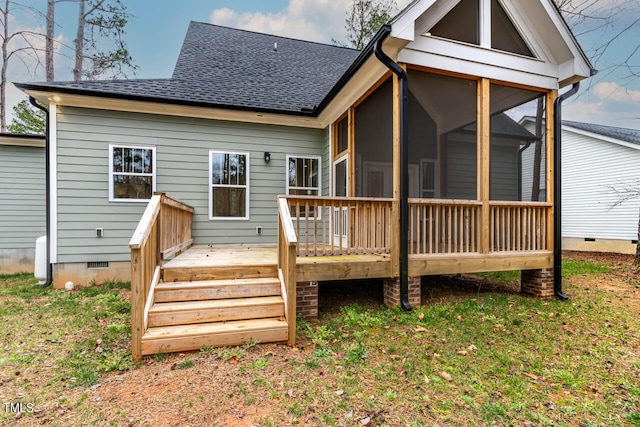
(188, 20), (360, 52)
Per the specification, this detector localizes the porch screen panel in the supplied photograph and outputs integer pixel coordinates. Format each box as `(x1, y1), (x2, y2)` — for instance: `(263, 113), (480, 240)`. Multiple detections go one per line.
(354, 78), (393, 198)
(489, 85), (546, 202)
(408, 70), (478, 200)
(429, 0), (479, 45)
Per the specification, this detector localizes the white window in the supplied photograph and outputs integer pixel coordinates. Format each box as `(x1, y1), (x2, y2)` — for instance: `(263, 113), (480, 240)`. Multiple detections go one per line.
(109, 145), (156, 202)
(286, 155), (321, 197)
(209, 151), (249, 220)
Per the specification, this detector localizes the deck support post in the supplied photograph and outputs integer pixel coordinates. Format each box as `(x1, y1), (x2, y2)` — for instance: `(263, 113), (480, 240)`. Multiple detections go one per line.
(384, 276), (421, 308)
(521, 268), (554, 298)
(296, 281), (318, 321)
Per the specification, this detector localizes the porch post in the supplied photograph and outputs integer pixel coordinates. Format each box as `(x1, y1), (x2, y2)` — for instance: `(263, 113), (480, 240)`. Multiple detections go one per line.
(391, 68), (402, 278)
(478, 78), (491, 254)
(546, 90), (558, 252)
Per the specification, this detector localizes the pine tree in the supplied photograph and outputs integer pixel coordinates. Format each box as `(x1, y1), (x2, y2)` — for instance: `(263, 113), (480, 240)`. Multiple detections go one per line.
(7, 99), (45, 135)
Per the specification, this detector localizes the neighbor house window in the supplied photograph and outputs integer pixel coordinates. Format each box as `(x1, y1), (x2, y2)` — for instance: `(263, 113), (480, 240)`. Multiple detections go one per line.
(210, 151), (249, 220)
(109, 145), (156, 201)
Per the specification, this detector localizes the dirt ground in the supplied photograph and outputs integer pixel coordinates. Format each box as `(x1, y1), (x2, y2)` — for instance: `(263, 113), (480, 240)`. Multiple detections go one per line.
(24, 251), (640, 426)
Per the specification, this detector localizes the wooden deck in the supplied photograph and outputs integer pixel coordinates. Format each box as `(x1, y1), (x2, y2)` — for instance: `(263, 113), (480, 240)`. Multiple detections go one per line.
(162, 244), (393, 283)
(162, 245), (553, 282)
(129, 194), (555, 361)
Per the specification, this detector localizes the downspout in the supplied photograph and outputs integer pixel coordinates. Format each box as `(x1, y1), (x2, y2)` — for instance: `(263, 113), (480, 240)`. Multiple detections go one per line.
(553, 82), (580, 300)
(374, 25), (412, 311)
(29, 96), (53, 287)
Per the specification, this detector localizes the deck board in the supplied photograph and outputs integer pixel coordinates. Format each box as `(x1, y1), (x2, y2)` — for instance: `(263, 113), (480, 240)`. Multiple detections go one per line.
(163, 245), (393, 282)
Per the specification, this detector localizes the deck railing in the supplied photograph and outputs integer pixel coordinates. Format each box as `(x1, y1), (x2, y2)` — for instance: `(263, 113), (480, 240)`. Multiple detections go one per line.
(490, 201), (551, 252)
(129, 193), (194, 362)
(277, 197), (297, 346)
(408, 199), (482, 255)
(283, 195), (393, 256)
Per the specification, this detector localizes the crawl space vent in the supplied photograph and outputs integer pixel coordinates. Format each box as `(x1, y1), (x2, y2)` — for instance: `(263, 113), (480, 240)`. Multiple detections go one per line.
(87, 261), (109, 269)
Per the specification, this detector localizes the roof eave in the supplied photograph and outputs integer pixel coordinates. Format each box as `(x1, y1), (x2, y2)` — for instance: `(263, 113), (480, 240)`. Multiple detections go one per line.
(13, 81), (318, 119)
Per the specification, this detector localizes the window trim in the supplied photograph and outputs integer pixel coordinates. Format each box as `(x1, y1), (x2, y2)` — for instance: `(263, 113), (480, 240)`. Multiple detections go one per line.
(108, 144), (157, 203)
(209, 150), (250, 221)
(285, 154), (322, 197)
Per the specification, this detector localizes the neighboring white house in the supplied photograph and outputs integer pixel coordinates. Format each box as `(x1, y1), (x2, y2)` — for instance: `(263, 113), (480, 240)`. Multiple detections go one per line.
(522, 118), (640, 254)
(0, 133), (46, 274)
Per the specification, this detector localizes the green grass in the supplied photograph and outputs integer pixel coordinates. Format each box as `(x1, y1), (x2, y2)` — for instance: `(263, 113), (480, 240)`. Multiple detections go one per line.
(0, 274), (132, 425)
(287, 267), (640, 426)
(0, 255), (637, 426)
(563, 259), (610, 276)
(477, 259), (611, 285)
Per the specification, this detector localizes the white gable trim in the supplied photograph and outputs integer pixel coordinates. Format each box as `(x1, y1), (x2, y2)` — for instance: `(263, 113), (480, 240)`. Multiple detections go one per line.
(390, 0), (592, 87)
(562, 125), (640, 152)
(390, 0), (437, 41)
(399, 42), (558, 89)
(538, 0), (592, 75)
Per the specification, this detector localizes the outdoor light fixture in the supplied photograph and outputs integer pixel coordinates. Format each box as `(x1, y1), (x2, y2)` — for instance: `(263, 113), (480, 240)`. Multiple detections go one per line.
(264, 152), (271, 163)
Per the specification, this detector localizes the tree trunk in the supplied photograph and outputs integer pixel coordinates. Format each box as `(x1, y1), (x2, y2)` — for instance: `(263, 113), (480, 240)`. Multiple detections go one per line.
(635, 208), (640, 266)
(46, 0), (55, 81)
(1, 0), (9, 132)
(73, 0), (85, 81)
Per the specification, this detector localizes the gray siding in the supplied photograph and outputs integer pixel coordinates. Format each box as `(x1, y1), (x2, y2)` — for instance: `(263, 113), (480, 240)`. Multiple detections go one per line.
(446, 140), (477, 199)
(0, 145), (45, 250)
(490, 144), (519, 201)
(55, 107), (325, 263)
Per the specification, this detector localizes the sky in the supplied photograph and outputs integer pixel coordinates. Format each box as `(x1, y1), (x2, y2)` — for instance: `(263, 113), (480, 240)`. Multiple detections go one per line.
(5, 0), (640, 130)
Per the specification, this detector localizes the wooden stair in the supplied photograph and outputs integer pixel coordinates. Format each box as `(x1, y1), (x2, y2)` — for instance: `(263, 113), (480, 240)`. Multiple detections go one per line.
(141, 269), (288, 356)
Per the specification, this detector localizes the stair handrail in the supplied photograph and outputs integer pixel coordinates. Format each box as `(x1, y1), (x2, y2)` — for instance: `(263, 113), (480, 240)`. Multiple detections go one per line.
(129, 193), (194, 362)
(277, 196), (298, 346)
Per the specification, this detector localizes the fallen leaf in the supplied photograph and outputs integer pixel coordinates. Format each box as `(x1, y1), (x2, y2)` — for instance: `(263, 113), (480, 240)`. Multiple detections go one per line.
(456, 315), (462, 321)
(335, 390), (344, 396)
(360, 417), (371, 425)
(457, 350), (468, 356)
(523, 372), (539, 380)
(468, 344), (478, 351)
(439, 372), (453, 381)
(418, 313), (425, 320)
(414, 326), (428, 333)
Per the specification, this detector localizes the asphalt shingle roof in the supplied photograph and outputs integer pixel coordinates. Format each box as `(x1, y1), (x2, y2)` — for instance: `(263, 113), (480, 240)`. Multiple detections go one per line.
(564, 120), (640, 146)
(16, 22), (361, 115)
